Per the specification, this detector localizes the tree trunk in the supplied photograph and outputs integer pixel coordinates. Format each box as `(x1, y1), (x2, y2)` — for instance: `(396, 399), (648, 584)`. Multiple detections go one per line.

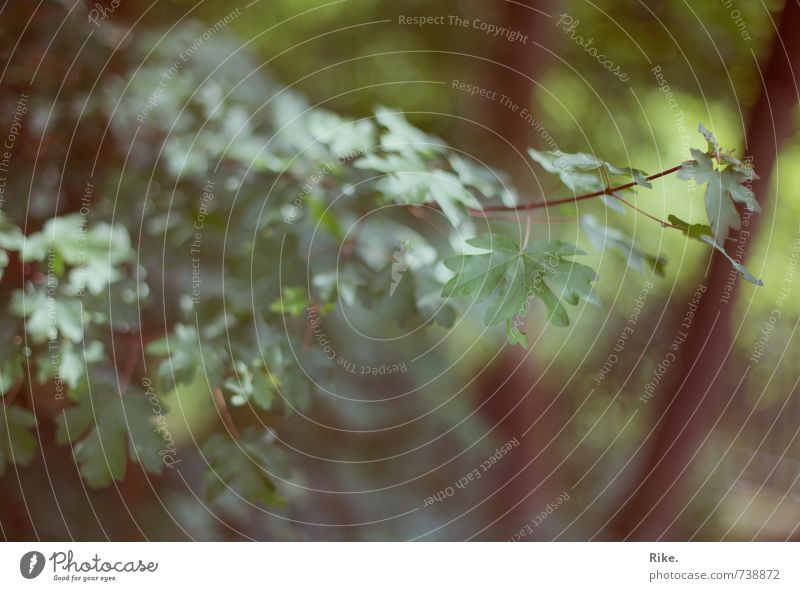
(474, 0), (553, 175)
(473, 0), (562, 540)
(608, 0), (800, 540)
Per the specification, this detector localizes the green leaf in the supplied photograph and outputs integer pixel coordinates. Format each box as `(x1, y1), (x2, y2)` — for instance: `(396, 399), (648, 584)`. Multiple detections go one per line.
(11, 290), (85, 344)
(604, 164), (653, 189)
(581, 215), (666, 276)
(18, 216), (132, 294)
(0, 356), (24, 396)
(449, 155), (518, 206)
(374, 106), (443, 158)
(528, 148), (601, 192)
(37, 340), (105, 390)
(668, 215), (763, 286)
(0, 214), (25, 251)
(505, 319), (529, 348)
(56, 384), (166, 487)
(357, 151), (480, 225)
(678, 150), (738, 244)
(203, 427), (286, 507)
(678, 126), (760, 244)
(66, 222), (133, 295)
(528, 148), (652, 193)
(146, 323), (223, 390)
(698, 123), (721, 157)
(666, 215), (714, 240)
(54, 299), (85, 343)
(224, 360), (277, 411)
(307, 195), (345, 242)
(353, 108), (484, 224)
(0, 249), (7, 281)
(305, 109), (375, 159)
(442, 234), (599, 342)
(269, 286), (311, 317)
(0, 405), (37, 476)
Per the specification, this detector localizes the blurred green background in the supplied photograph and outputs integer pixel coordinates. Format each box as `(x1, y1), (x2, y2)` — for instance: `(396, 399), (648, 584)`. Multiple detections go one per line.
(1, 0), (798, 541)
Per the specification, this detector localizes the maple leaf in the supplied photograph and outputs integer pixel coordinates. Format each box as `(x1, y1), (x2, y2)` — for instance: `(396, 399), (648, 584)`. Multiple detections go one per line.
(528, 148), (652, 193)
(678, 125), (760, 244)
(668, 215), (762, 285)
(442, 234), (599, 345)
(0, 406), (37, 476)
(203, 427), (287, 507)
(56, 384), (166, 487)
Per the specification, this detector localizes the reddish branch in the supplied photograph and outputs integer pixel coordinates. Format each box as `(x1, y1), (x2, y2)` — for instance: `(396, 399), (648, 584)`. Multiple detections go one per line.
(472, 164), (684, 216)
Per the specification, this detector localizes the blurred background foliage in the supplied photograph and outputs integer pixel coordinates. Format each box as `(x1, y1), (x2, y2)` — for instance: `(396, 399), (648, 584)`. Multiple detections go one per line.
(1, 0), (799, 541)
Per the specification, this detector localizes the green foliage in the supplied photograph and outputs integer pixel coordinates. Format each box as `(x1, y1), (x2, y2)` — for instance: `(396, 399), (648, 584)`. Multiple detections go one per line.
(0, 405), (37, 477)
(223, 360), (278, 411)
(0, 19), (766, 510)
(203, 428), (287, 507)
(668, 215), (763, 285)
(677, 125), (760, 244)
(19, 215), (132, 295)
(356, 109), (482, 225)
(528, 148), (652, 192)
(442, 234), (598, 345)
(269, 286), (312, 317)
(0, 213), (25, 252)
(581, 214), (667, 276)
(56, 382), (165, 487)
(523, 125), (760, 286)
(11, 291), (84, 344)
(146, 324), (224, 391)
(0, 357), (23, 396)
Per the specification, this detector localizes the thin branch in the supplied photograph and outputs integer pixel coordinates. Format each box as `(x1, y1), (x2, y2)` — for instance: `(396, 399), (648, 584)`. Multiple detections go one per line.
(476, 164), (684, 214)
(2, 380), (24, 406)
(409, 206), (450, 235)
(212, 387), (240, 440)
(470, 211), (575, 223)
(610, 192), (680, 229)
(302, 303), (316, 352)
(119, 338), (139, 396)
(522, 215), (532, 249)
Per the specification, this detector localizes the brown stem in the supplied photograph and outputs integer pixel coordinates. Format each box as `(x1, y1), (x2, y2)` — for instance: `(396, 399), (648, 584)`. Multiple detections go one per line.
(476, 164), (684, 214)
(302, 303), (316, 353)
(470, 211), (575, 223)
(522, 215), (532, 249)
(212, 387), (240, 440)
(119, 336), (140, 396)
(2, 380), (24, 406)
(610, 192), (680, 229)
(408, 206), (450, 236)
